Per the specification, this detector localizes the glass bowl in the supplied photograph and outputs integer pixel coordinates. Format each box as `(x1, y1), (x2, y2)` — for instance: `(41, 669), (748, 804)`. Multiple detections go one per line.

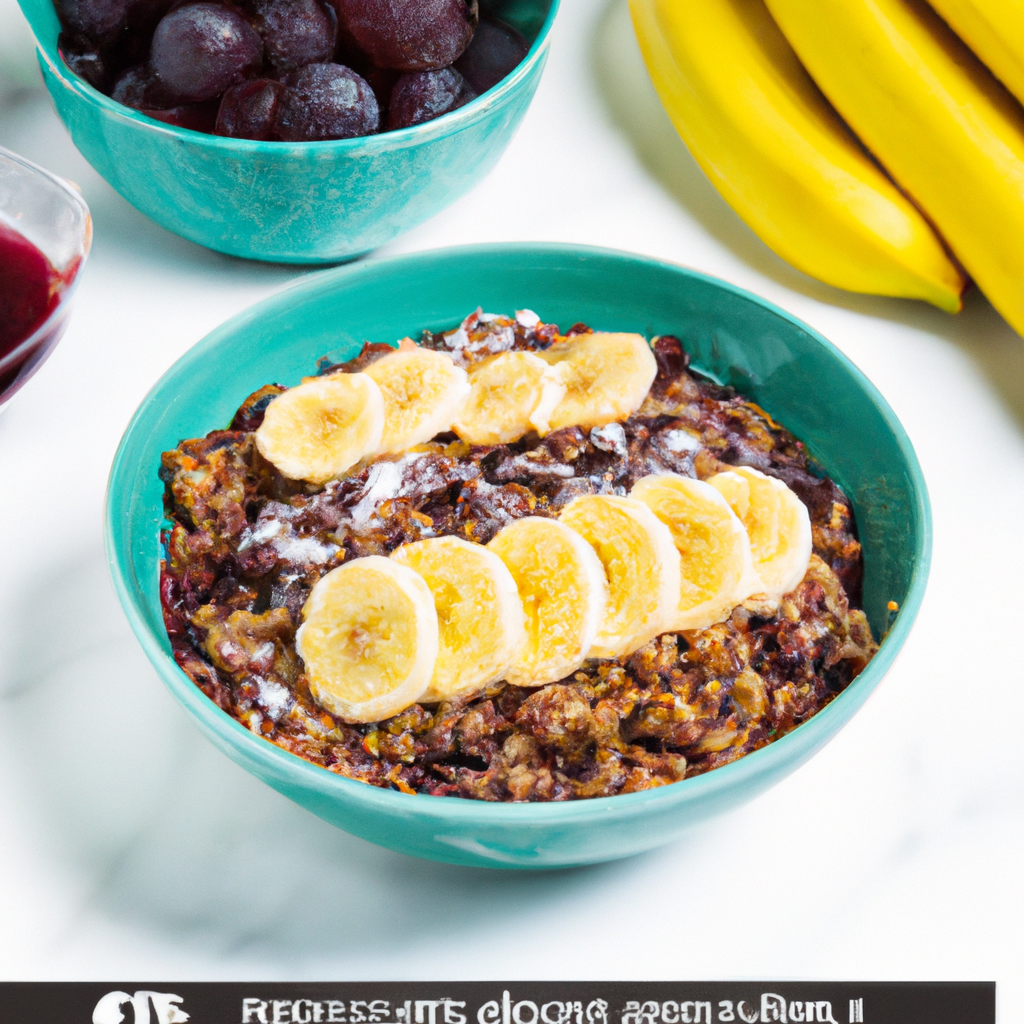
(0, 145), (91, 408)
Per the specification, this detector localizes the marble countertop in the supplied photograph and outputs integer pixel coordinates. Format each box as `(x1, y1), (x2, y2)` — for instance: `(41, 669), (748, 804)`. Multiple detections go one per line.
(1, 0), (1021, 1014)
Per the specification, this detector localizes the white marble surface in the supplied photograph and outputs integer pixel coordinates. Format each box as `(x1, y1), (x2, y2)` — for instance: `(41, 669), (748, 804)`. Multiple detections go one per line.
(1, 0), (1022, 1013)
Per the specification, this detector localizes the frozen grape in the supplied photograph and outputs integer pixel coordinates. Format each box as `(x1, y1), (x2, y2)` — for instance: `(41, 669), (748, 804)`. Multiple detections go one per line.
(112, 62), (174, 108)
(276, 63), (379, 141)
(115, 63), (234, 132)
(57, 0), (172, 66)
(387, 66), (475, 129)
(59, 35), (110, 90)
(151, 3), (263, 103)
(216, 78), (285, 139)
(254, 0), (335, 71)
(454, 16), (527, 94)
(144, 101), (220, 132)
(56, 0), (147, 43)
(334, 0), (478, 72)
(53, 0), (509, 142)
(55, 0), (128, 41)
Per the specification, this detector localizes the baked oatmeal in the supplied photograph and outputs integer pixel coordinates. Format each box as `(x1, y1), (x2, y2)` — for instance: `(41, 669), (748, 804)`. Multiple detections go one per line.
(159, 310), (876, 801)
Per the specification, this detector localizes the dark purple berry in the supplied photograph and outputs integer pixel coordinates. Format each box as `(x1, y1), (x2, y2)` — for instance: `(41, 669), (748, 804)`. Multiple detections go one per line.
(253, 0), (335, 71)
(333, 0), (478, 72)
(55, 0), (173, 54)
(56, 0), (135, 43)
(143, 101), (220, 132)
(151, 3), (263, 103)
(453, 16), (527, 94)
(276, 63), (379, 140)
(215, 78), (285, 139)
(112, 62), (175, 108)
(386, 66), (475, 129)
(59, 34), (110, 90)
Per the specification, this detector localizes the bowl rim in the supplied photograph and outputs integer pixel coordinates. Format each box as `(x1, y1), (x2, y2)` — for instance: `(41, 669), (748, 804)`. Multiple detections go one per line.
(105, 241), (932, 827)
(0, 144), (92, 377)
(25, 0), (560, 151)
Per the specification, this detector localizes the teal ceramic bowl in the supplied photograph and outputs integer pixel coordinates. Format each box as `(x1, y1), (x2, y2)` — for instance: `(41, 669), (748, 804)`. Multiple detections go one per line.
(106, 244), (931, 868)
(16, 0), (557, 263)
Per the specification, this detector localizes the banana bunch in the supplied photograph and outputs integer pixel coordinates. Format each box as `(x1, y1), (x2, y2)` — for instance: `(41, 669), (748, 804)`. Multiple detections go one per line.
(296, 468), (813, 725)
(256, 332), (658, 483)
(631, 0), (1024, 336)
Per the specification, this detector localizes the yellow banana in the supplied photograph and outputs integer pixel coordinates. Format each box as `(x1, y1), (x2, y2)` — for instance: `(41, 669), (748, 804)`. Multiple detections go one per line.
(763, 0), (1024, 337)
(630, 474), (763, 631)
(363, 344), (470, 455)
(628, 0), (964, 310)
(297, 557), (438, 724)
(453, 351), (566, 444)
(255, 373), (385, 484)
(559, 494), (681, 659)
(390, 536), (526, 703)
(928, 0), (1024, 107)
(708, 467), (812, 600)
(537, 332), (658, 432)
(487, 517), (608, 688)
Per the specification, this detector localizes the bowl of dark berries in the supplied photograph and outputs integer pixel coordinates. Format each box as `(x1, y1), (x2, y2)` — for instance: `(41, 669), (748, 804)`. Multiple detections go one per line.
(17, 0), (557, 262)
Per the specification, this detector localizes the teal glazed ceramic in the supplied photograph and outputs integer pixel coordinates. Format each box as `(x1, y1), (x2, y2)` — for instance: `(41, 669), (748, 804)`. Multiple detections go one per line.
(16, 0), (557, 263)
(106, 244), (931, 868)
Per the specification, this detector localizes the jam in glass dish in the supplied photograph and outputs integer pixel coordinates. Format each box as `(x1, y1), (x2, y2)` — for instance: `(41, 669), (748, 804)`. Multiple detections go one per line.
(0, 145), (91, 410)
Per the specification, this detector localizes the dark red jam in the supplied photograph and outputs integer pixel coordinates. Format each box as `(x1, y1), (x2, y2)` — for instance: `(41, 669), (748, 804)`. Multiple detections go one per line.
(0, 220), (81, 404)
(0, 220), (60, 357)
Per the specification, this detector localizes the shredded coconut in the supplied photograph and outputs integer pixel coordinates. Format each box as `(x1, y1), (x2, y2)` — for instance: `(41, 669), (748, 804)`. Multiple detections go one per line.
(238, 519), (283, 551)
(255, 675), (292, 718)
(589, 422), (628, 456)
(445, 325), (470, 350)
(272, 531), (338, 565)
(345, 452), (441, 530)
(238, 513), (337, 564)
(660, 429), (702, 453)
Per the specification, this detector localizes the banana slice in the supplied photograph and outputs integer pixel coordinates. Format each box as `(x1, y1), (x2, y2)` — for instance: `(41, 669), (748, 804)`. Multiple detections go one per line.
(630, 473), (762, 631)
(296, 556), (438, 724)
(452, 351), (567, 444)
(537, 332), (658, 432)
(254, 373), (385, 485)
(709, 466), (812, 600)
(363, 344), (471, 455)
(391, 536), (526, 702)
(559, 495), (681, 659)
(487, 517), (608, 687)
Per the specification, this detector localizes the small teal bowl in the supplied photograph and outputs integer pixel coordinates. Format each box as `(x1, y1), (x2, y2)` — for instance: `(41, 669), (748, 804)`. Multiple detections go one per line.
(16, 0), (557, 263)
(106, 244), (931, 869)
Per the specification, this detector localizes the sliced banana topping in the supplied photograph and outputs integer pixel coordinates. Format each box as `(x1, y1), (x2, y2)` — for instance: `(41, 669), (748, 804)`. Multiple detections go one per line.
(452, 350), (567, 444)
(538, 331), (658, 432)
(391, 536), (526, 703)
(363, 344), (471, 455)
(254, 373), (385, 485)
(709, 466), (812, 600)
(296, 556), (438, 724)
(631, 473), (762, 631)
(559, 495), (682, 659)
(487, 517), (608, 688)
